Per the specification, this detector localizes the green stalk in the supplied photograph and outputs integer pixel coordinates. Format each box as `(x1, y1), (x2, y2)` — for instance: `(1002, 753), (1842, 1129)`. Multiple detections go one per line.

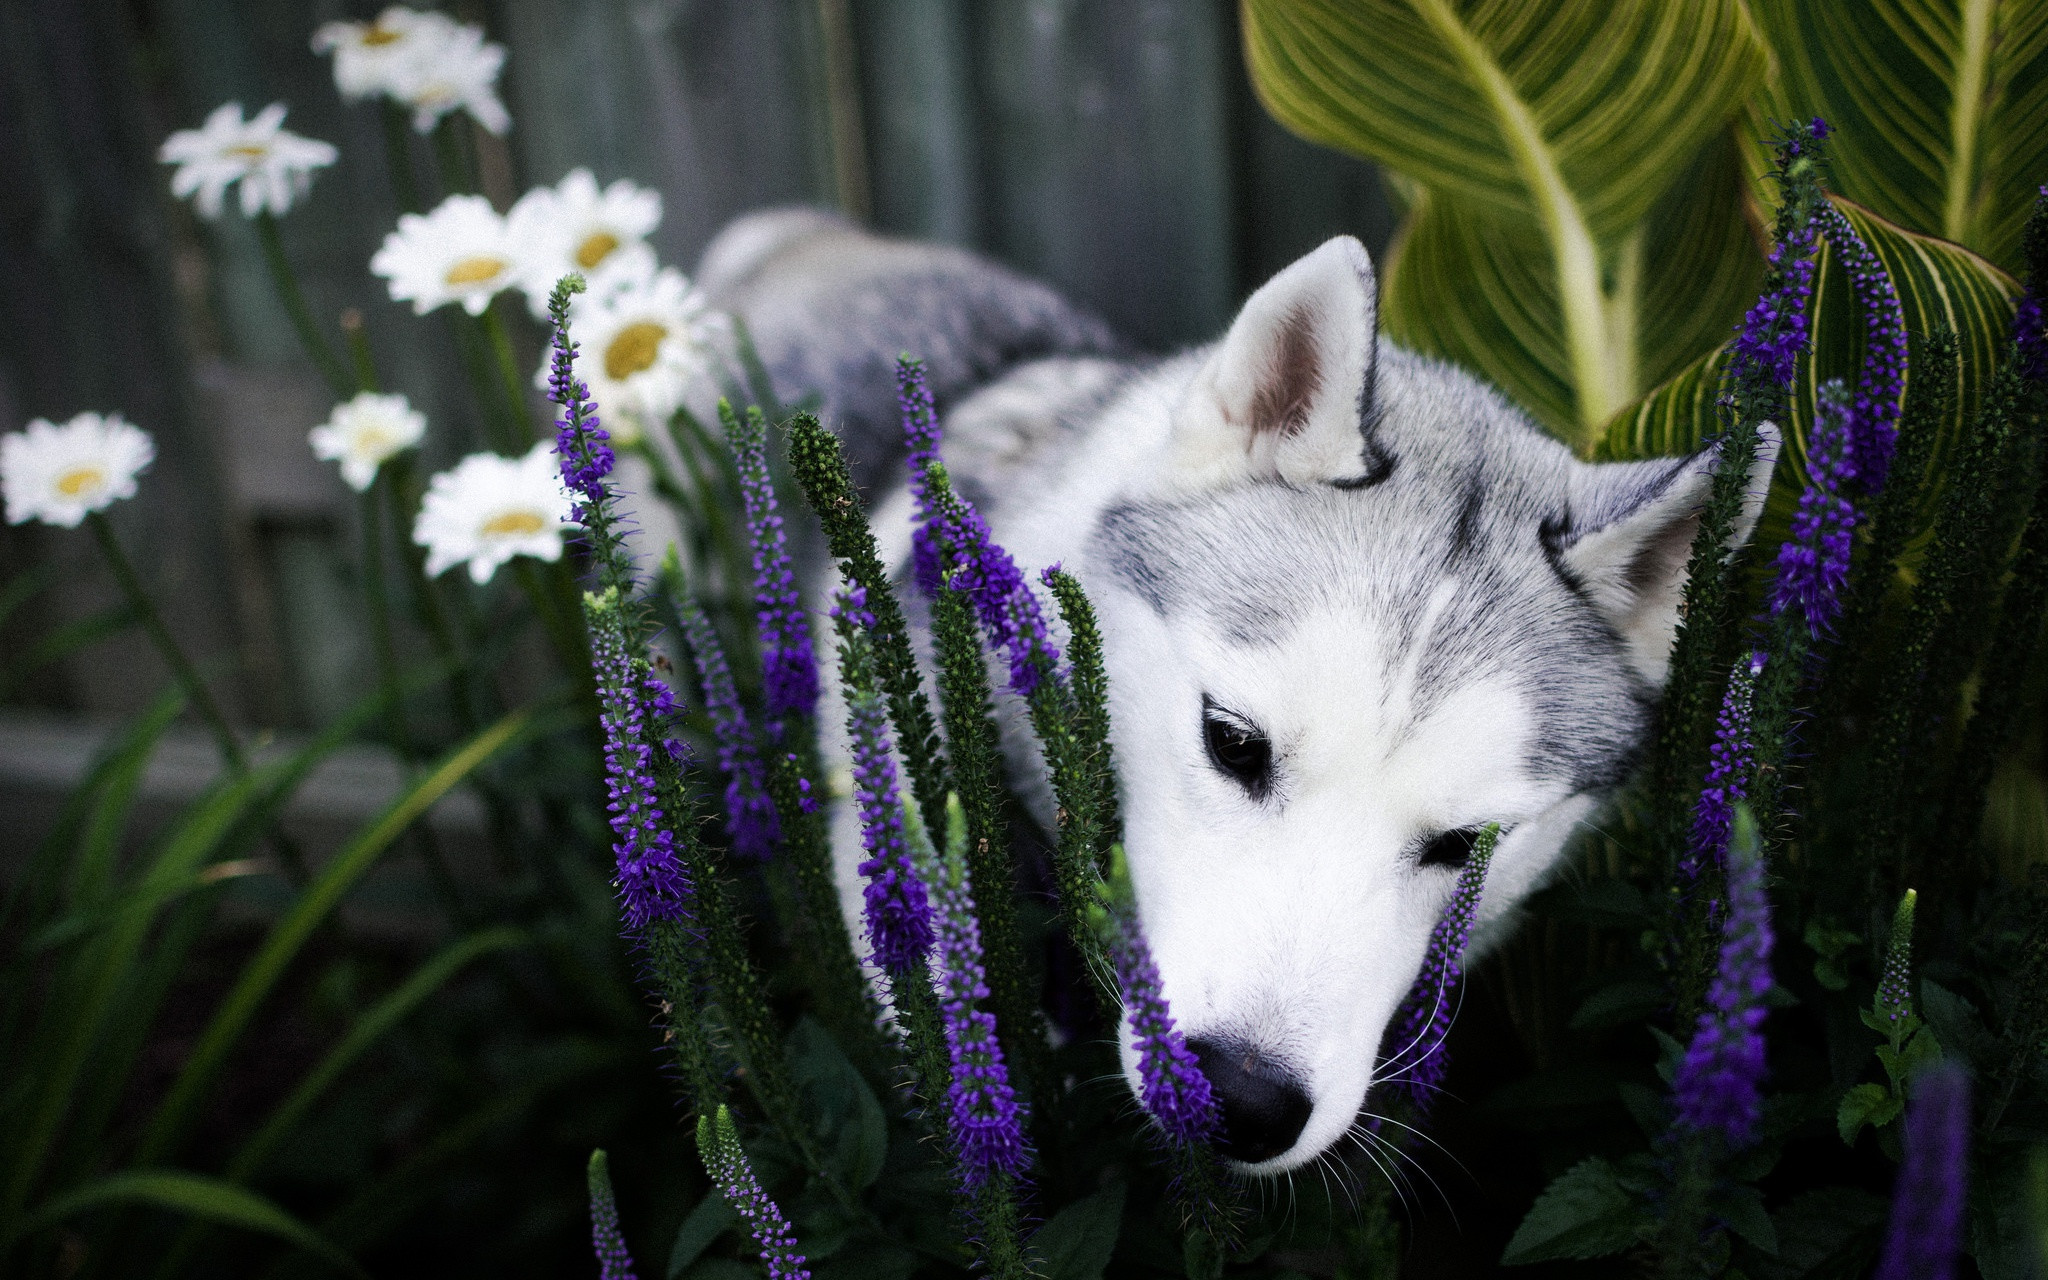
(430, 115), (476, 196)
(340, 307), (379, 393)
(252, 211), (352, 397)
(478, 299), (533, 447)
(379, 101), (421, 213)
(86, 513), (244, 775)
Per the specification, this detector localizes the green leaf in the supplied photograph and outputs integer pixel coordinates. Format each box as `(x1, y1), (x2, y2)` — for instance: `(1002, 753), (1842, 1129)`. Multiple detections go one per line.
(1714, 1183), (1780, 1255)
(1922, 977), (1997, 1071)
(1601, 196), (2017, 554)
(227, 925), (528, 1182)
(1752, 1187), (1886, 1280)
(1837, 1082), (1900, 1144)
(1747, 0), (2048, 270)
(132, 708), (535, 1167)
(15, 1169), (366, 1277)
(1569, 980), (1667, 1032)
(667, 1193), (738, 1280)
(1030, 1183), (1126, 1280)
(1501, 1156), (1647, 1265)
(786, 1019), (887, 1192)
(1245, 0), (1766, 437)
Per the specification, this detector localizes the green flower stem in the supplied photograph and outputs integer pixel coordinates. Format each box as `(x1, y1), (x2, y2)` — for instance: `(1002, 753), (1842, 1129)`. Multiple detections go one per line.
(252, 211), (352, 397)
(361, 483), (409, 758)
(478, 300), (533, 447)
(443, 311), (524, 454)
(430, 116), (476, 196)
(340, 307), (379, 393)
(379, 101), (421, 213)
(86, 512), (245, 775)
(509, 558), (592, 683)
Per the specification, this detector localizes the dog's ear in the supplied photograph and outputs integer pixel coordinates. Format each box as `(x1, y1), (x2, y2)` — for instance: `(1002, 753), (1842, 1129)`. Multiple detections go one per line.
(1554, 425), (1781, 684)
(1167, 236), (1385, 490)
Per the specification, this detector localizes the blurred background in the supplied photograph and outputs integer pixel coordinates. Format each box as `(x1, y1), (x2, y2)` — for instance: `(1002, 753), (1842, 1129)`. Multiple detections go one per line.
(0, 0), (1394, 755)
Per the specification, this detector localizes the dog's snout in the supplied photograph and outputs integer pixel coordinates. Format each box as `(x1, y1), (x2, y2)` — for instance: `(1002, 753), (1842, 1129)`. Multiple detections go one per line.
(1186, 1036), (1312, 1165)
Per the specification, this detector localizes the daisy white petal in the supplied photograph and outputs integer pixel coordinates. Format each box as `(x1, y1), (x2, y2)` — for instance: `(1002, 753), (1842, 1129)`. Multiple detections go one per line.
(507, 169), (662, 318)
(309, 392), (427, 491)
(158, 101), (337, 221)
(1, 412), (155, 528)
(533, 262), (725, 444)
(371, 194), (522, 316)
(387, 23), (510, 136)
(312, 6), (461, 102)
(412, 442), (572, 584)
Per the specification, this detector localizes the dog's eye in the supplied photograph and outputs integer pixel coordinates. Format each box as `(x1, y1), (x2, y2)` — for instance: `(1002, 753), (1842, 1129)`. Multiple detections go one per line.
(1202, 701), (1272, 797)
(1417, 826), (1484, 869)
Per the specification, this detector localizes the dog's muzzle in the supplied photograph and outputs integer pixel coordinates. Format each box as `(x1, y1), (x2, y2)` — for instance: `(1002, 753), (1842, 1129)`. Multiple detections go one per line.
(1185, 1036), (1313, 1166)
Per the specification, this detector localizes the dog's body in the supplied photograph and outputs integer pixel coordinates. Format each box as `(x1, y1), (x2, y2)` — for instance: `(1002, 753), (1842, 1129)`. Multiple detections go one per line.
(691, 209), (1775, 1173)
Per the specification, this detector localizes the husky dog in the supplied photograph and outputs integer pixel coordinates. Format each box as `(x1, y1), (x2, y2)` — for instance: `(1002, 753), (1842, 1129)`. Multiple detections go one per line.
(690, 209), (1777, 1174)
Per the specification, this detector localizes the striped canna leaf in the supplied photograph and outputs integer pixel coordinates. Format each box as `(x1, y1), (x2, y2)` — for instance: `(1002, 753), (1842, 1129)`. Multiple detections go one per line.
(1243, 0), (1768, 440)
(1743, 0), (2048, 273)
(1600, 196), (2017, 557)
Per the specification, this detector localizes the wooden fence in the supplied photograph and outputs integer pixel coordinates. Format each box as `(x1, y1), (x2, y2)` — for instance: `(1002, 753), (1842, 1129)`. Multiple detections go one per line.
(0, 0), (1392, 731)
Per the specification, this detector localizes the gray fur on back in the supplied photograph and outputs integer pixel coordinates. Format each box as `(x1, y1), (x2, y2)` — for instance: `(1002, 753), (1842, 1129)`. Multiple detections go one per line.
(694, 208), (1123, 496)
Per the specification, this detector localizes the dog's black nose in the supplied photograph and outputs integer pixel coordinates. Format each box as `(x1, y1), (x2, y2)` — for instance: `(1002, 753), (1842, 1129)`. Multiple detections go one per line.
(1185, 1036), (1312, 1164)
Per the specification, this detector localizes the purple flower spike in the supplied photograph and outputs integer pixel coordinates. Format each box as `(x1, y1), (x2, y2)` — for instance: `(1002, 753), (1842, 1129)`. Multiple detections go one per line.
(927, 798), (1029, 1184)
(547, 280), (614, 511)
(1109, 910), (1220, 1144)
(836, 587), (936, 971)
(1878, 888), (1919, 1028)
(1816, 204), (1908, 490)
(2018, 186), (2048, 383)
(895, 358), (1061, 696)
(1683, 651), (1766, 889)
(589, 601), (690, 929)
(1875, 1064), (1972, 1280)
(1387, 824), (1499, 1111)
(730, 410), (819, 723)
(1770, 379), (1860, 636)
(698, 1106), (810, 1280)
(1671, 805), (1775, 1148)
(586, 1151), (639, 1280)
(679, 601), (779, 860)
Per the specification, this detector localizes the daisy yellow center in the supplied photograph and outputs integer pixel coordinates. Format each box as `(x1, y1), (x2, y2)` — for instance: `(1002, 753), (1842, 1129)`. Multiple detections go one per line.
(363, 24), (403, 45)
(55, 466), (108, 499)
(445, 256), (508, 288)
(228, 144), (270, 159)
(480, 509), (547, 538)
(574, 232), (621, 269)
(350, 426), (395, 457)
(605, 322), (667, 380)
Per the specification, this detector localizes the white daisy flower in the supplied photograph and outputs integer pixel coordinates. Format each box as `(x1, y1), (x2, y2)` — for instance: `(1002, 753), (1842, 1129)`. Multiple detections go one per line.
(2, 412), (155, 528)
(413, 443), (572, 584)
(158, 102), (338, 220)
(386, 22), (510, 136)
(507, 169), (662, 319)
(538, 263), (725, 445)
(371, 194), (524, 316)
(311, 6), (460, 102)
(309, 392), (427, 491)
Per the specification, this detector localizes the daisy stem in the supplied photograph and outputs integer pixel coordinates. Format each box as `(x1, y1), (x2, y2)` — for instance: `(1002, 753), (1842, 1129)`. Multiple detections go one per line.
(86, 511), (245, 775)
(252, 211), (352, 398)
(340, 308), (379, 393)
(478, 300), (532, 446)
(430, 116), (477, 197)
(361, 481), (409, 759)
(379, 101), (421, 214)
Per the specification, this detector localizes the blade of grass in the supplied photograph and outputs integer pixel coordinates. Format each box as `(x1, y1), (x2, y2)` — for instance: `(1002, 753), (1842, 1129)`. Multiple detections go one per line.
(0, 602), (138, 704)
(70, 690), (188, 906)
(13, 1170), (366, 1279)
(132, 707), (536, 1167)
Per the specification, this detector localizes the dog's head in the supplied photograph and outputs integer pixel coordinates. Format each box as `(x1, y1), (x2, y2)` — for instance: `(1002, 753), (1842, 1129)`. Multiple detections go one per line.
(1088, 237), (1776, 1172)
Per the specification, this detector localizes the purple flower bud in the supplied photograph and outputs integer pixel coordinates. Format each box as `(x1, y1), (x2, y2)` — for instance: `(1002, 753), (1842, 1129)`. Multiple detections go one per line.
(2017, 186), (2048, 383)
(1683, 652), (1766, 889)
(1769, 379), (1860, 636)
(1816, 204), (1908, 491)
(698, 1106), (810, 1280)
(1671, 807), (1775, 1148)
(1108, 909), (1219, 1144)
(1875, 1064), (1971, 1280)
(586, 1151), (639, 1280)
(836, 587), (936, 971)
(679, 601), (779, 860)
(588, 602), (690, 930)
(1386, 824), (1498, 1111)
(729, 409), (819, 723)
(547, 280), (614, 505)
(925, 799), (1029, 1184)
(1878, 889), (1918, 1028)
